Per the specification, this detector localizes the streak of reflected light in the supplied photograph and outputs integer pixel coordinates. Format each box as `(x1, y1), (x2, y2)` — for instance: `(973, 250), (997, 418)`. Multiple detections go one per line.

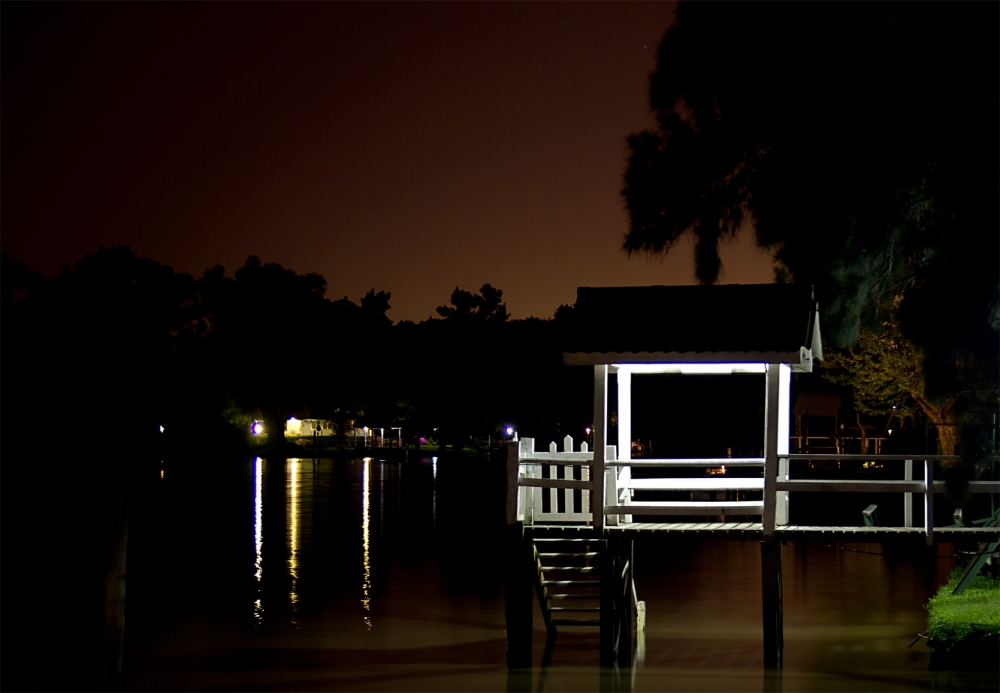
(253, 457), (264, 623)
(362, 458), (372, 630)
(288, 458), (299, 621)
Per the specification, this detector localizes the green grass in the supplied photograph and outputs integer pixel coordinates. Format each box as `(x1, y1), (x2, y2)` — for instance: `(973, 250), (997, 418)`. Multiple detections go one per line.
(926, 569), (1000, 651)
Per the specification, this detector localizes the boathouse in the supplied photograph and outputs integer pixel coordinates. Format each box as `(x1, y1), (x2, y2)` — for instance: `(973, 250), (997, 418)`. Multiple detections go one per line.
(504, 283), (998, 669)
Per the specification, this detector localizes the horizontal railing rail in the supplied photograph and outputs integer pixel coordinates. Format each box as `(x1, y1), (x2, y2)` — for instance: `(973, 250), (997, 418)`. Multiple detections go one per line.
(784, 453), (960, 461)
(606, 458), (764, 467)
(776, 480), (1000, 493)
(520, 452), (595, 463)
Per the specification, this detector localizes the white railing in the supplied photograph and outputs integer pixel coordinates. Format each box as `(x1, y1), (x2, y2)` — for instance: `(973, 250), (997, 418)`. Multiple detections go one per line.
(513, 436), (604, 524)
(604, 457), (767, 525)
(772, 454), (1000, 543)
(504, 444), (1000, 541)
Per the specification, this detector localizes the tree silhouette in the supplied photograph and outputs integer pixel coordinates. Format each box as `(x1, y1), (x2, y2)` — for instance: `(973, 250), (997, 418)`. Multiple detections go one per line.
(622, 3), (998, 349)
(436, 284), (509, 323)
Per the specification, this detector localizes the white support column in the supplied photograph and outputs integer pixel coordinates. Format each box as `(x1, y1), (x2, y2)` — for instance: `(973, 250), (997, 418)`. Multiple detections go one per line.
(617, 369), (632, 462)
(617, 368), (632, 524)
(776, 364), (791, 526)
(763, 364), (781, 536)
(593, 365), (608, 532)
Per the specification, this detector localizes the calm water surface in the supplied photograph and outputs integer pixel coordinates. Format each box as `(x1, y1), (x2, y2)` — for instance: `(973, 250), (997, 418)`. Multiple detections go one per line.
(123, 457), (996, 691)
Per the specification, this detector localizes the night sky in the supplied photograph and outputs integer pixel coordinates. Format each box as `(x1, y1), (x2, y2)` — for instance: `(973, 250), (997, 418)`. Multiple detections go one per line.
(2, 2), (772, 322)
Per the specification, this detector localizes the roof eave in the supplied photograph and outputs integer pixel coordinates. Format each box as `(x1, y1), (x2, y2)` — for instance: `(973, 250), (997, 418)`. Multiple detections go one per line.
(563, 349), (815, 370)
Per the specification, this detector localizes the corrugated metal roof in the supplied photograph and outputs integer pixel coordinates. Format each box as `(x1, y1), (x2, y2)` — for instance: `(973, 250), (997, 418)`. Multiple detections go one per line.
(563, 284), (820, 362)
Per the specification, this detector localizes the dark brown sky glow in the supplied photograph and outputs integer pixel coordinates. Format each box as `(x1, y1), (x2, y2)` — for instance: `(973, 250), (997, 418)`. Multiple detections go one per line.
(2, 2), (772, 322)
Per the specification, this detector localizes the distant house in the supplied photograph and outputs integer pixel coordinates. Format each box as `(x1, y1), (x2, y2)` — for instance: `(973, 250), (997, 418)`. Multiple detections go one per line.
(285, 417), (334, 437)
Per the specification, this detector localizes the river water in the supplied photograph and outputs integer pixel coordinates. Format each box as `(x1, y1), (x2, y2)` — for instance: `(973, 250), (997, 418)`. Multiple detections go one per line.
(121, 456), (996, 691)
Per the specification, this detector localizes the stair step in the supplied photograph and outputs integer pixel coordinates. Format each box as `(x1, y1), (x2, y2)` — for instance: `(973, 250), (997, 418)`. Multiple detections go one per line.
(548, 594), (599, 600)
(533, 538), (606, 544)
(538, 552), (600, 557)
(541, 566), (597, 572)
(542, 579), (600, 585)
(549, 606), (601, 612)
(552, 619), (602, 627)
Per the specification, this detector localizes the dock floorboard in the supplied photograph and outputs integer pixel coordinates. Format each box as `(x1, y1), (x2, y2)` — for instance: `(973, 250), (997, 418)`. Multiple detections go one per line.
(525, 522), (999, 542)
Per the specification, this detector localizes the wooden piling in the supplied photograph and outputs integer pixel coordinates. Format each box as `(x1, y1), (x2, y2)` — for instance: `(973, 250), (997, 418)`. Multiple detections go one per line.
(100, 470), (131, 691)
(600, 534), (615, 666)
(760, 538), (783, 668)
(616, 538), (634, 667)
(504, 525), (534, 669)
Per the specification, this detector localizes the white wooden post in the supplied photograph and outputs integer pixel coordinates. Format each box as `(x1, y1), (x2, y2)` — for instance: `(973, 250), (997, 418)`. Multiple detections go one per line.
(776, 364), (791, 526)
(924, 457), (934, 545)
(904, 459), (913, 527)
(593, 365), (608, 532)
(763, 364), (781, 536)
(519, 438), (534, 524)
(573, 437), (591, 517)
(605, 445), (619, 526)
(563, 436), (576, 514)
(617, 368), (632, 524)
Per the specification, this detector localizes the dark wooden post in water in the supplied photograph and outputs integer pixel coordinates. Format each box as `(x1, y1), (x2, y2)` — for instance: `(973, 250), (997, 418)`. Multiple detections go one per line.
(101, 468), (131, 691)
(504, 443), (533, 669)
(761, 365), (784, 668)
(760, 538), (783, 668)
(615, 538), (634, 667)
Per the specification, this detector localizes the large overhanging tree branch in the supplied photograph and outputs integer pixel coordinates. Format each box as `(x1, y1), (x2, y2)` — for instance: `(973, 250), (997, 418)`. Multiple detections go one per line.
(622, 3), (999, 361)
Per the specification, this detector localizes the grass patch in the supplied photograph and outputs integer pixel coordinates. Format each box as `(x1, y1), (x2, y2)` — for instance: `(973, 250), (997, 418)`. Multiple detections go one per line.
(926, 569), (1000, 653)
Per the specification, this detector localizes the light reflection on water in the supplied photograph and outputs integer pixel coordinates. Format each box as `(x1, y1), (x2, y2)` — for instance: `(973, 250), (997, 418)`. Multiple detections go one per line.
(361, 458), (372, 630)
(287, 458), (300, 620)
(253, 456), (263, 623)
(123, 456), (997, 693)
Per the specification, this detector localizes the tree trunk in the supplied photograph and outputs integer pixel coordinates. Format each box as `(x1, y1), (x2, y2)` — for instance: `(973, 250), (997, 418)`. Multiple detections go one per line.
(856, 411), (869, 455)
(913, 395), (958, 457)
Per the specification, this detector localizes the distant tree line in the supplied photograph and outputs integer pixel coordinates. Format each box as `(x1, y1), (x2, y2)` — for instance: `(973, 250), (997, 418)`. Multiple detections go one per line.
(1, 247), (594, 458)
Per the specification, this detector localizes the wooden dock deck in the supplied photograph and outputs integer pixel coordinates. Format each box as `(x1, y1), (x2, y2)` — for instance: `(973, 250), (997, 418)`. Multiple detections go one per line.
(524, 522), (999, 542)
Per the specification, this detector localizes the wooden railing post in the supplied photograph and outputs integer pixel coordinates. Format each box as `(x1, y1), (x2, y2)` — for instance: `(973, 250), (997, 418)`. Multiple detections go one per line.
(924, 457), (934, 545)
(593, 365), (608, 533)
(519, 438), (535, 525)
(506, 442), (519, 526)
(605, 445), (618, 526)
(904, 459), (913, 528)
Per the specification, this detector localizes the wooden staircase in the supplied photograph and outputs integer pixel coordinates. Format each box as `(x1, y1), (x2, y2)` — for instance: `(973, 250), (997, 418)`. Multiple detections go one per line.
(532, 538), (605, 632)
